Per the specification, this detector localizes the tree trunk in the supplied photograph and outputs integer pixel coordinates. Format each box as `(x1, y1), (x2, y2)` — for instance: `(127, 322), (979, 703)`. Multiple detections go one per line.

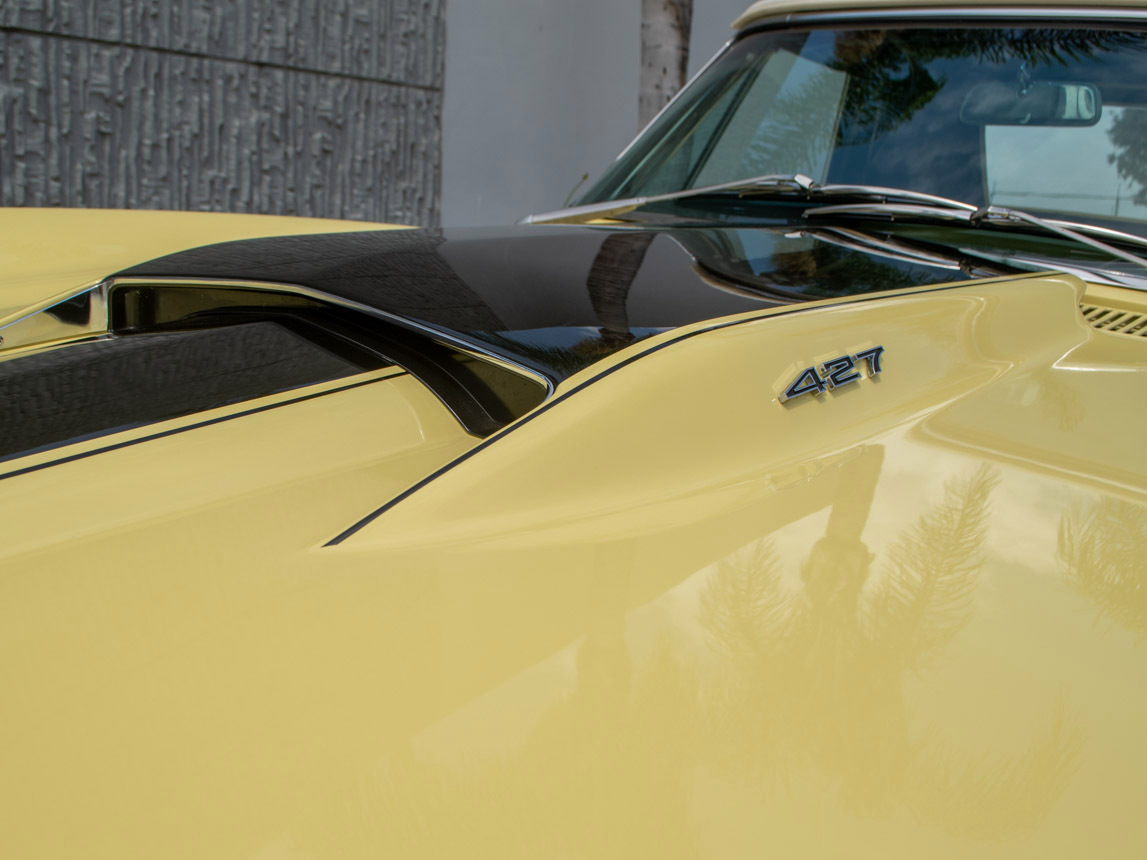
(639, 0), (694, 129)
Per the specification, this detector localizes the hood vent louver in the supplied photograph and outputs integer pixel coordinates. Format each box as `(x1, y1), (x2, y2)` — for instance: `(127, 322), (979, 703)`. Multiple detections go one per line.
(1080, 304), (1147, 338)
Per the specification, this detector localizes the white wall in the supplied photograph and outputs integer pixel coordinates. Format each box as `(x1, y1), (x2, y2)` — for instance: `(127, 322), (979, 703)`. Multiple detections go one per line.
(690, 0), (756, 76)
(442, 0), (753, 227)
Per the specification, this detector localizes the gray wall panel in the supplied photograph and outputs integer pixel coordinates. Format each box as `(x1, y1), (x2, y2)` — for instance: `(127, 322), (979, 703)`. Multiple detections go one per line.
(0, 0), (445, 86)
(440, 0), (748, 227)
(1, 1), (443, 224)
(441, 0), (642, 227)
(689, 0), (754, 74)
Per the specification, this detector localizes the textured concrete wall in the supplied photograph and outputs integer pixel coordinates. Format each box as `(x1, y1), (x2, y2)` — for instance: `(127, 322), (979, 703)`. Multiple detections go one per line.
(0, 0), (444, 225)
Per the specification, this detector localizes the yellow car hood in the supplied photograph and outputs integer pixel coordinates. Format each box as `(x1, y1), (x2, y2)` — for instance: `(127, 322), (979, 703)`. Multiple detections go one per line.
(0, 208), (405, 327)
(1, 230), (1145, 856)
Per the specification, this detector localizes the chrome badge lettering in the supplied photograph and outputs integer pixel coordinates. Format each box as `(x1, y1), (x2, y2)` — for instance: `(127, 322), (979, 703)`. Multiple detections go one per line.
(780, 346), (884, 403)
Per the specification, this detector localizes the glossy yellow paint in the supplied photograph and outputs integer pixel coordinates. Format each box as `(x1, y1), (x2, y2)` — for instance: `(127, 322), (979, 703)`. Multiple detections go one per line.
(1, 265), (1145, 857)
(1082, 280), (1147, 316)
(0, 208), (407, 327)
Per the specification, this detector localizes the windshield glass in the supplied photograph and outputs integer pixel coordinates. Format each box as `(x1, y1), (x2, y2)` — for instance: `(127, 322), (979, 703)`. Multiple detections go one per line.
(581, 24), (1147, 237)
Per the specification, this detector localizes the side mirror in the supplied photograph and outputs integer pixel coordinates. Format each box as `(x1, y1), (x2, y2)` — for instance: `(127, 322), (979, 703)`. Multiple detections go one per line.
(960, 81), (1101, 126)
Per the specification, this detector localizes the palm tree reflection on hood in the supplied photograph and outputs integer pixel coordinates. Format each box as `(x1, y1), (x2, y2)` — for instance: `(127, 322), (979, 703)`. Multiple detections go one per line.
(1059, 496), (1147, 642)
(701, 453), (1082, 837)
(354, 452), (1082, 855)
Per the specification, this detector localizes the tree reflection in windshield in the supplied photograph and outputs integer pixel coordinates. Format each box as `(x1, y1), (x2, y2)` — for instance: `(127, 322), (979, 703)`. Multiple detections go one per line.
(1108, 107), (1147, 209)
(584, 25), (1147, 231)
(832, 29), (1144, 141)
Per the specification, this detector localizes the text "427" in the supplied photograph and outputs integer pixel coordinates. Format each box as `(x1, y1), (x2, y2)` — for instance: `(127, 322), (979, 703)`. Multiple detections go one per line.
(780, 346), (885, 403)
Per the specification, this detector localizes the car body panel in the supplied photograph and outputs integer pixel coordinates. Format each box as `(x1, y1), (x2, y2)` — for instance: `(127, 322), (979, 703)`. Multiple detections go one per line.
(2, 256), (1146, 856)
(5, 9), (1147, 852)
(0, 208), (408, 328)
(341, 271), (1141, 549)
(0, 366), (478, 561)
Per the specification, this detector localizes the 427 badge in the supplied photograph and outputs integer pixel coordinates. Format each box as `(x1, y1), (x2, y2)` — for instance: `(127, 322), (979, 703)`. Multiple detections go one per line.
(779, 346), (884, 403)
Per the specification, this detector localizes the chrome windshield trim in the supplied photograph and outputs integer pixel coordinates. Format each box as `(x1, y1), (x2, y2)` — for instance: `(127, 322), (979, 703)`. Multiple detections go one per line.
(612, 38), (735, 164)
(105, 277), (556, 397)
(739, 6), (1147, 31)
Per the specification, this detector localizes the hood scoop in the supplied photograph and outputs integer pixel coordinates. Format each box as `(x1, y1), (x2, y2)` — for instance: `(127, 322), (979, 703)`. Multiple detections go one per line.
(1080, 303), (1147, 337)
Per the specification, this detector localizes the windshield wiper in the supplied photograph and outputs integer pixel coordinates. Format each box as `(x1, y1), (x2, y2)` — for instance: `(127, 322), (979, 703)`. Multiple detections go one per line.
(524, 176), (1147, 279)
(804, 202), (1147, 273)
(790, 225), (1006, 278)
(520, 173), (976, 225)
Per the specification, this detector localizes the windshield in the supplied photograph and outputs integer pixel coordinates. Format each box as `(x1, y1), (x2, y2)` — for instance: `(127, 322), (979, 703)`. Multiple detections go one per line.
(581, 24), (1147, 238)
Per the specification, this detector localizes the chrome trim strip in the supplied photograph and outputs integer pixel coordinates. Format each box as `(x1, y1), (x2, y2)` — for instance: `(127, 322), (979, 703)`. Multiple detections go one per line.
(105, 276), (556, 397)
(0, 281), (109, 352)
(0, 279), (105, 330)
(739, 6), (1147, 29)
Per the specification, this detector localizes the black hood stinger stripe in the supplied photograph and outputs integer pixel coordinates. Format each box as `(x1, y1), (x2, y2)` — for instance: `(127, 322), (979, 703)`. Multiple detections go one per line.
(115, 223), (983, 384)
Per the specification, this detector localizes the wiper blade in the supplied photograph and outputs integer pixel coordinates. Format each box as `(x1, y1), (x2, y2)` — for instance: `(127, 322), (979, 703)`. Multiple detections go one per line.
(804, 202), (1147, 274)
(791, 225), (1005, 277)
(526, 178), (1147, 275)
(520, 174), (976, 225)
(1043, 217), (1147, 255)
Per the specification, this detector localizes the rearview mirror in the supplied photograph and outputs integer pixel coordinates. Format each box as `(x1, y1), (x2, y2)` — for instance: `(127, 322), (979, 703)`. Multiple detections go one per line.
(960, 81), (1101, 126)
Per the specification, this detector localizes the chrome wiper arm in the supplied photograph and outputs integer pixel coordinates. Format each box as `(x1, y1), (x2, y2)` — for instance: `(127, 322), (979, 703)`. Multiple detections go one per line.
(520, 174), (975, 225)
(804, 202), (972, 223)
(810, 184), (976, 212)
(793, 225), (1004, 277)
(520, 173), (817, 225)
(1039, 217), (1147, 255)
(977, 206), (1147, 270)
(525, 175), (1147, 277)
(804, 202), (1147, 273)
